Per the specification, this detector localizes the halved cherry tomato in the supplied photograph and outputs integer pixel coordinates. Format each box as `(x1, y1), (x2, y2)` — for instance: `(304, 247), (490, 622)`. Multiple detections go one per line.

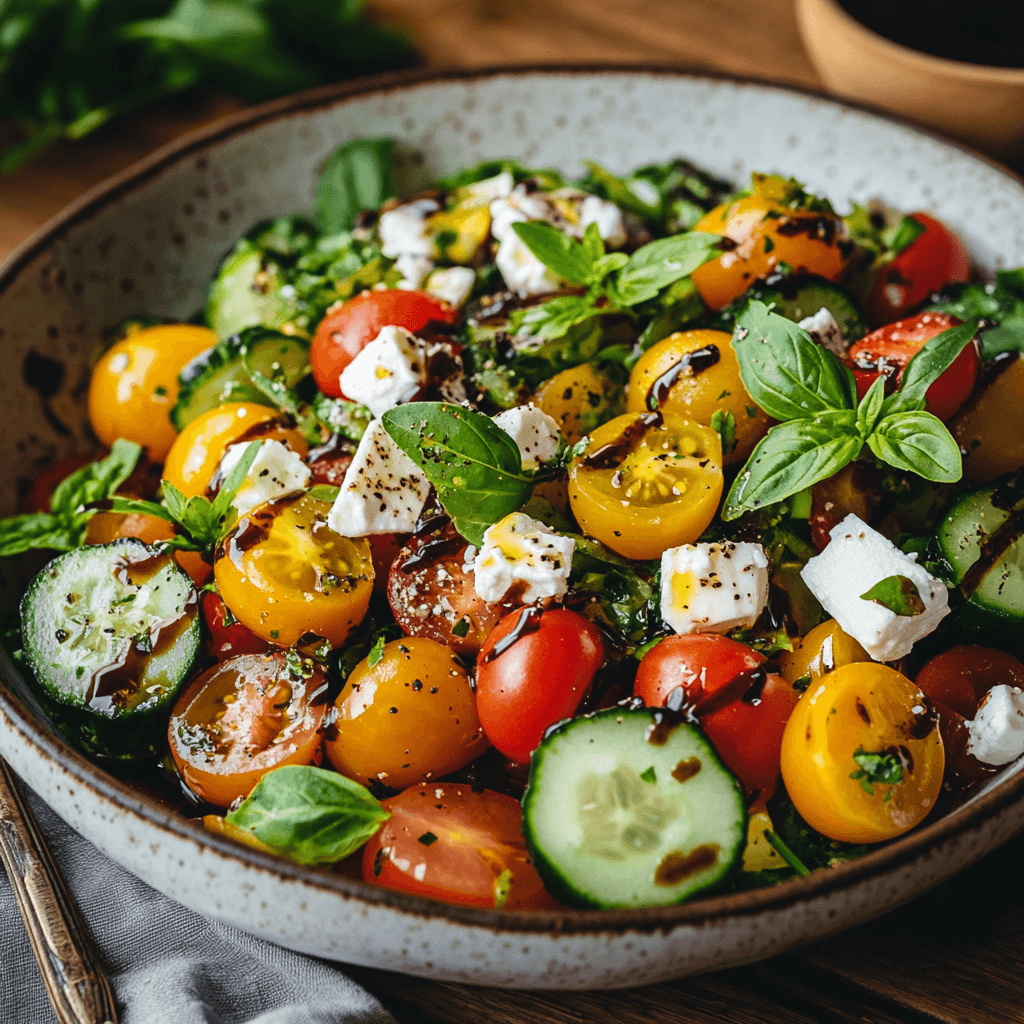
(200, 591), (270, 660)
(475, 608), (605, 764)
(864, 213), (971, 326)
(634, 634), (797, 802)
(848, 311), (981, 422)
(362, 783), (557, 909)
(568, 411), (723, 561)
(368, 532), (405, 596)
(778, 619), (870, 686)
(168, 651), (327, 808)
(808, 462), (876, 551)
(311, 290), (459, 397)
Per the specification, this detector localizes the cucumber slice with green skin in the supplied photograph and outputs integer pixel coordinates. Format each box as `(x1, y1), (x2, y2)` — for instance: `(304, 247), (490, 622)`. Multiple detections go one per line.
(522, 707), (747, 909)
(935, 471), (1024, 632)
(206, 242), (302, 341)
(171, 327), (310, 430)
(20, 539), (201, 759)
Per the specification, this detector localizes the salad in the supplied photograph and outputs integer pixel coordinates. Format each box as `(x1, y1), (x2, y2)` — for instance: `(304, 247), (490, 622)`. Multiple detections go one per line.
(2, 138), (1023, 913)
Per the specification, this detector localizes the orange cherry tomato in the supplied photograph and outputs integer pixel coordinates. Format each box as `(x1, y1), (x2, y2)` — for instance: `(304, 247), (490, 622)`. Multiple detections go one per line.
(362, 783), (558, 910)
(168, 652), (327, 808)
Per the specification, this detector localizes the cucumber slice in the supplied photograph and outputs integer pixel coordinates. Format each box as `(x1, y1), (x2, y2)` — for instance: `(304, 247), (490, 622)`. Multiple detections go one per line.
(522, 707), (746, 909)
(206, 242), (302, 341)
(20, 539), (201, 759)
(171, 327), (310, 430)
(936, 472), (1024, 632)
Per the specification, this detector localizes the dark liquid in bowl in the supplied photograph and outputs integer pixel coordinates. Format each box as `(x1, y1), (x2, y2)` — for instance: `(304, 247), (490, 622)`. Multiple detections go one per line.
(839, 1), (1024, 68)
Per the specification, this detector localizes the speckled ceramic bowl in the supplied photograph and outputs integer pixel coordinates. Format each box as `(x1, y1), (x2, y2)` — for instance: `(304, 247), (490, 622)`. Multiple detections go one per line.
(2, 68), (1024, 990)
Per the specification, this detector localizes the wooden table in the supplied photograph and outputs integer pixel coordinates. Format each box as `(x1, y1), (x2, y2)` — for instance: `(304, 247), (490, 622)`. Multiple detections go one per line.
(2, 2), (1021, 1021)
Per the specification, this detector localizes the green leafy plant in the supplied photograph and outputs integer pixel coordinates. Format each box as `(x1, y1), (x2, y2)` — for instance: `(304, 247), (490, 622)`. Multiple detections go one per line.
(225, 764), (389, 865)
(849, 746), (904, 799)
(722, 302), (976, 519)
(927, 268), (1024, 358)
(0, 440), (141, 558)
(860, 575), (926, 616)
(314, 137), (396, 235)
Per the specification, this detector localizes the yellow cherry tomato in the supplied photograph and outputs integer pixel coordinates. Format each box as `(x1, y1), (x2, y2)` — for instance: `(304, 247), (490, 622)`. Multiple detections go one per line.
(691, 193), (846, 311)
(88, 324), (217, 461)
(162, 402), (307, 499)
(325, 637), (489, 791)
(742, 807), (786, 872)
(533, 362), (626, 445)
(568, 411), (723, 561)
(215, 492), (373, 647)
(626, 329), (770, 464)
(781, 663), (944, 844)
(779, 619), (871, 686)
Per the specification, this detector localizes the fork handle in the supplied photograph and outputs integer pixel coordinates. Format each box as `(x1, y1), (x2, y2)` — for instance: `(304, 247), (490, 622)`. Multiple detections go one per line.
(0, 758), (118, 1024)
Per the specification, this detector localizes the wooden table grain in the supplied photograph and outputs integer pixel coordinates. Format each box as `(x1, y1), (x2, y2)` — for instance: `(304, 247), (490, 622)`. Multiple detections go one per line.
(2, 2), (1022, 1022)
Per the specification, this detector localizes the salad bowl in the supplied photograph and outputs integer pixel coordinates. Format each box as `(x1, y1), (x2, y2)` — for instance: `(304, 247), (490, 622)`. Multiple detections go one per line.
(1, 67), (1024, 990)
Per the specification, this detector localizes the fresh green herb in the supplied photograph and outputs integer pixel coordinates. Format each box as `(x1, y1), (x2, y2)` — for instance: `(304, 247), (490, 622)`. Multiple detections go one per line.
(728, 623), (793, 657)
(926, 269), (1024, 358)
(770, 788), (868, 868)
(381, 403), (535, 546)
(763, 830), (811, 877)
(0, 439), (141, 558)
(710, 409), (737, 455)
(225, 765), (389, 866)
(314, 138), (396, 235)
(849, 746), (904, 799)
(451, 617), (471, 639)
(888, 215), (927, 255)
(367, 634), (387, 667)
(269, 629), (280, 640)
(417, 831), (438, 846)
(792, 674), (812, 692)
(493, 868), (514, 909)
(639, 766), (658, 784)
(285, 648), (316, 680)
(860, 575), (926, 616)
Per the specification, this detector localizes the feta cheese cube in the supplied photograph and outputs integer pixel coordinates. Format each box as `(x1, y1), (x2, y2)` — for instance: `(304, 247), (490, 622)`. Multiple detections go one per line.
(579, 194), (627, 248)
(425, 265), (476, 308)
(338, 326), (426, 419)
(968, 685), (1024, 765)
(327, 419), (430, 535)
(473, 513), (575, 604)
(800, 514), (950, 662)
(461, 170), (514, 206)
(495, 232), (564, 297)
(492, 404), (565, 471)
(394, 253), (434, 291)
(798, 307), (848, 358)
(378, 198), (439, 258)
(660, 542), (769, 635)
(489, 186), (562, 243)
(217, 439), (311, 517)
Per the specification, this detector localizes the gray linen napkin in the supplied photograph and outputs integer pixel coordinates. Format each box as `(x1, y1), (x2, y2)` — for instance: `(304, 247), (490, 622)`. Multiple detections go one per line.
(1, 788), (397, 1024)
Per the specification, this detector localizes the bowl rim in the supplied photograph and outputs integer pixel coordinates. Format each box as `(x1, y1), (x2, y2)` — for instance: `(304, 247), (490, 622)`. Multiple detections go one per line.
(3, 63), (1024, 938)
(799, 0), (1024, 83)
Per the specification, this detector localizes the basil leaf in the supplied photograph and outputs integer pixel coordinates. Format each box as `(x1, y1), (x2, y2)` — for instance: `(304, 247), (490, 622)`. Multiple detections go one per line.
(314, 137), (395, 235)
(509, 295), (602, 342)
(52, 439), (142, 517)
(722, 412), (863, 520)
(381, 403), (534, 546)
(927, 276), (1024, 358)
(0, 514), (81, 559)
(612, 232), (722, 306)
(883, 321), (979, 415)
(226, 765), (389, 866)
(860, 575), (926, 616)
(887, 215), (926, 256)
(856, 374), (886, 437)
(209, 440), (263, 524)
(866, 411), (963, 483)
(579, 221), (607, 272)
(510, 222), (593, 285)
(733, 301), (857, 421)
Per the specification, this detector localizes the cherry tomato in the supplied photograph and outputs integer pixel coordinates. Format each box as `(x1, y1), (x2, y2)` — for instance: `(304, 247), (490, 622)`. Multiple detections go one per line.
(533, 362), (626, 445)
(168, 651), (327, 808)
(324, 637), (488, 790)
(368, 532), (405, 595)
(634, 634), (797, 801)
(848, 311), (981, 422)
(626, 328), (769, 464)
(568, 412), (723, 561)
(691, 193), (847, 311)
(21, 454), (99, 513)
(951, 355), (1024, 485)
(808, 462), (875, 551)
(311, 290), (459, 397)
(88, 324), (218, 461)
(781, 663), (944, 843)
(362, 783), (557, 909)
(215, 492), (373, 647)
(476, 609), (604, 765)
(864, 213), (971, 326)
(200, 591), (270, 660)
(778, 619), (870, 686)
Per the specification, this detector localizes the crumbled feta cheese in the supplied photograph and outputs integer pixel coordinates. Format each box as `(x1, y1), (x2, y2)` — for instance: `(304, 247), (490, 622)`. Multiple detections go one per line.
(338, 326), (426, 419)
(968, 685), (1024, 765)
(378, 198), (439, 258)
(461, 170), (514, 206)
(217, 440), (311, 517)
(495, 232), (564, 297)
(492, 404), (565, 471)
(473, 513), (575, 604)
(579, 194), (627, 248)
(425, 265), (476, 307)
(660, 542), (769, 635)
(489, 185), (562, 243)
(327, 419), (430, 535)
(799, 307), (848, 358)
(800, 515), (950, 662)
(394, 253), (434, 291)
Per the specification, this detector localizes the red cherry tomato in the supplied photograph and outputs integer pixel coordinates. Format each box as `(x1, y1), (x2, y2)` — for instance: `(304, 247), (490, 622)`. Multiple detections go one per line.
(310, 290), (460, 397)
(475, 609), (605, 764)
(361, 783), (558, 909)
(368, 532), (406, 595)
(848, 311), (981, 422)
(864, 212), (970, 326)
(200, 591), (270, 660)
(634, 634), (798, 802)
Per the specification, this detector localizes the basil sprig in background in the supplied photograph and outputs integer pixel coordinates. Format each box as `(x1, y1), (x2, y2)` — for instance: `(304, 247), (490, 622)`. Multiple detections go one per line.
(723, 301), (976, 520)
